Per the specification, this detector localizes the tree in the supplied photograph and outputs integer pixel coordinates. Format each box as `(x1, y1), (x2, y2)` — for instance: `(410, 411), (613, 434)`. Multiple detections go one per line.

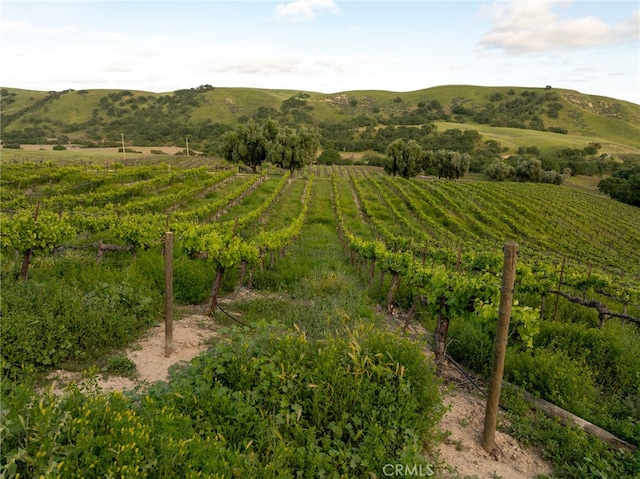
(384, 139), (425, 178)
(317, 148), (342, 165)
(432, 149), (471, 179)
(268, 126), (319, 174)
(219, 120), (269, 173)
(541, 170), (564, 185)
(514, 158), (543, 182)
(485, 159), (515, 181)
(598, 166), (640, 206)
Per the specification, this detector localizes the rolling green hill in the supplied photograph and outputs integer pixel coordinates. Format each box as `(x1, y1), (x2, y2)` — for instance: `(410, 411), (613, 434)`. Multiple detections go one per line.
(1, 85), (639, 159)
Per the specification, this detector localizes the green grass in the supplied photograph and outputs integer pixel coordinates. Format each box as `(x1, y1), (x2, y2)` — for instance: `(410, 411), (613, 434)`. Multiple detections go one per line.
(433, 121), (639, 155)
(563, 175), (607, 195)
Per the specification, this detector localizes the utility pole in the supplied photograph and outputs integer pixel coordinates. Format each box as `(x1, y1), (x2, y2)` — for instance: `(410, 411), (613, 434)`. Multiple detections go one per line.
(121, 133), (126, 163)
(186, 136), (189, 156)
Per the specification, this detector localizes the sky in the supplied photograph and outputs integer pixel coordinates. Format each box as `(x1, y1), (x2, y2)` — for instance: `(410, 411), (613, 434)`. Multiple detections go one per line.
(1, 0), (639, 104)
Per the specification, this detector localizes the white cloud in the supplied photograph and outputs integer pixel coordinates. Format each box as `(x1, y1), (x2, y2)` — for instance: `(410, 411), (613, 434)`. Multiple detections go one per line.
(90, 31), (133, 42)
(274, 0), (340, 22)
(0, 19), (76, 35)
(479, 1), (639, 52)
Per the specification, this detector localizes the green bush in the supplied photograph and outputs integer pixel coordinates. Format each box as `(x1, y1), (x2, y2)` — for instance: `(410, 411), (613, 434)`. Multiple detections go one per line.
(0, 253), (160, 379)
(505, 348), (599, 418)
(502, 387), (640, 479)
(103, 355), (138, 378)
(535, 321), (640, 395)
(534, 320), (640, 443)
(1, 322), (444, 478)
(447, 319), (494, 376)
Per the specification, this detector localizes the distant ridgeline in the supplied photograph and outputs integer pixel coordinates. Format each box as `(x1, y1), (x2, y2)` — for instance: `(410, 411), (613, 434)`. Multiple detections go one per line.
(1, 85), (639, 202)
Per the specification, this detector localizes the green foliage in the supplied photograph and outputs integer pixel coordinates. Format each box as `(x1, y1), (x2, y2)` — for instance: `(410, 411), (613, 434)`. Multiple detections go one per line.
(447, 320), (494, 376)
(541, 169), (564, 184)
(533, 320), (640, 443)
(598, 166), (640, 206)
(428, 149), (471, 179)
(384, 139), (425, 178)
(268, 125), (320, 173)
(502, 388), (640, 479)
(0, 255), (159, 379)
(0, 324), (444, 478)
(316, 148), (342, 165)
(173, 256), (216, 303)
(514, 158), (543, 182)
(485, 159), (515, 181)
(219, 119), (270, 173)
(103, 355), (138, 378)
(505, 348), (600, 418)
(0, 207), (74, 254)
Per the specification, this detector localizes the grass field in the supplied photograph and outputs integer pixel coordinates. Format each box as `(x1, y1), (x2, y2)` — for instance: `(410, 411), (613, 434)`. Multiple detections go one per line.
(433, 121), (640, 155)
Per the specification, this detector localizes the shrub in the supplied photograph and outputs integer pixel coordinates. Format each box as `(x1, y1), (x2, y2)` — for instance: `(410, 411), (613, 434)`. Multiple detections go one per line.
(447, 319), (494, 376)
(103, 355), (138, 378)
(505, 348), (599, 418)
(0, 253), (160, 379)
(534, 321), (640, 394)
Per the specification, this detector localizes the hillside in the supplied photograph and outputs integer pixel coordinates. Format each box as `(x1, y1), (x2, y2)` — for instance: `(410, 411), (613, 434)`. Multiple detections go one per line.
(2, 85), (639, 160)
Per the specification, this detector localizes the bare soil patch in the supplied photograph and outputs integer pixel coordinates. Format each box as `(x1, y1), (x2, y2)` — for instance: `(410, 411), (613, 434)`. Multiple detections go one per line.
(387, 313), (554, 479)
(47, 307), (220, 393)
(16, 144), (185, 155)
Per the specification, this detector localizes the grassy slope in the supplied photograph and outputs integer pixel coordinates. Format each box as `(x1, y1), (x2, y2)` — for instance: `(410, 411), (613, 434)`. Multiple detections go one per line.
(2, 85), (639, 156)
(432, 120), (637, 154)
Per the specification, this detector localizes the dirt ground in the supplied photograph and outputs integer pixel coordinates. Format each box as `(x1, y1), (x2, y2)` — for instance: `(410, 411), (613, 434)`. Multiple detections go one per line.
(46, 293), (553, 479)
(18, 144), (186, 155)
(389, 315), (554, 479)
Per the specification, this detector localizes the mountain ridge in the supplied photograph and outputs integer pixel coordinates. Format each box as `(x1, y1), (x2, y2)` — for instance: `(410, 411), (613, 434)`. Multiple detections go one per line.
(1, 84), (639, 157)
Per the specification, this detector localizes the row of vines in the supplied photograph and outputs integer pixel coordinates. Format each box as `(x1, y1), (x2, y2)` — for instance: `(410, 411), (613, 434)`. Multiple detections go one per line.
(328, 167), (640, 454)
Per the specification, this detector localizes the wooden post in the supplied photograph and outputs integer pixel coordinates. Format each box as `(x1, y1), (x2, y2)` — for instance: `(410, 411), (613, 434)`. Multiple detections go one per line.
(552, 256), (566, 321)
(482, 242), (518, 454)
(164, 232), (174, 357)
(20, 201), (41, 282)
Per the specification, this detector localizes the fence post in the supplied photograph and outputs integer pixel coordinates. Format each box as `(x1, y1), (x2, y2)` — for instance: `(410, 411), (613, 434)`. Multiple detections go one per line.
(164, 231), (174, 357)
(552, 256), (566, 321)
(482, 242), (518, 453)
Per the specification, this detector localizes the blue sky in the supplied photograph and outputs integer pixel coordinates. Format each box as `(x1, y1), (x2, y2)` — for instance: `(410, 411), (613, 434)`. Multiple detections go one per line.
(1, 0), (639, 104)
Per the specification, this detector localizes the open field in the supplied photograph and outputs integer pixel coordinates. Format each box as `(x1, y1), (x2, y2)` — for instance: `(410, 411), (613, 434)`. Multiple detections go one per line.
(0, 145), (203, 167)
(432, 121), (640, 156)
